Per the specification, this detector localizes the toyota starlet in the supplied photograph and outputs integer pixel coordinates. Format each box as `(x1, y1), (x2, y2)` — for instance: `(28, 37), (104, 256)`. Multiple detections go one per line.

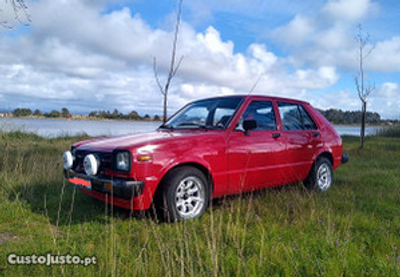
(63, 95), (348, 221)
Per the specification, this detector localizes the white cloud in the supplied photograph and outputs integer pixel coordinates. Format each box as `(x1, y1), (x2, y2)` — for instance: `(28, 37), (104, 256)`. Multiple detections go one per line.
(248, 44), (278, 68)
(308, 90), (360, 111)
(367, 37), (400, 72)
(0, 0), (398, 118)
(269, 0), (400, 77)
(322, 0), (379, 22)
(291, 66), (339, 89)
(272, 15), (314, 47)
(375, 82), (399, 98)
(369, 83), (400, 118)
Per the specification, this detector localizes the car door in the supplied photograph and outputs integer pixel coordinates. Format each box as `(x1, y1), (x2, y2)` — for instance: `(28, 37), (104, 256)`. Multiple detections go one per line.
(227, 99), (286, 193)
(277, 101), (322, 183)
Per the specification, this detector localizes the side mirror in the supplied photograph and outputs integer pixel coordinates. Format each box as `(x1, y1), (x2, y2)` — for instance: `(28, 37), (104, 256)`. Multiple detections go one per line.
(243, 119), (257, 135)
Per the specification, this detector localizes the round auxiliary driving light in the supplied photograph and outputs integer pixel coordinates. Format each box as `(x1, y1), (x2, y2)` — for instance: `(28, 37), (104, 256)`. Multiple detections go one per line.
(63, 151), (74, 170)
(84, 154), (99, 176)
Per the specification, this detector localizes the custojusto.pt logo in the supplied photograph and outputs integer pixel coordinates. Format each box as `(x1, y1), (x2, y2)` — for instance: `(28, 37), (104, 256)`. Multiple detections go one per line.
(7, 253), (97, 267)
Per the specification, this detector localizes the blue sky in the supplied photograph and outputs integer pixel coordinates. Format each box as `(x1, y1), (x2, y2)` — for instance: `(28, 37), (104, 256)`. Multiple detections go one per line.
(0, 0), (399, 118)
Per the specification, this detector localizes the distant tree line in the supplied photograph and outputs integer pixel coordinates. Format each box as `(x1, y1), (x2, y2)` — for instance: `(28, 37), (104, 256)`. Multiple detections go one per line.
(317, 108), (381, 125)
(13, 108), (71, 118)
(12, 107), (162, 121)
(12, 107), (381, 124)
(88, 109), (161, 121)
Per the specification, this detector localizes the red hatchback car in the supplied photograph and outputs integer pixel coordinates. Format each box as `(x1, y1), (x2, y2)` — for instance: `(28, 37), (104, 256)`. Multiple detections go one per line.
(63, 95), (348, 220)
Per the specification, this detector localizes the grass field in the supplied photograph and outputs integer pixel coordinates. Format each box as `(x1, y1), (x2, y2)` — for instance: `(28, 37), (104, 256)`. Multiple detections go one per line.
(0, 131), (399, 276)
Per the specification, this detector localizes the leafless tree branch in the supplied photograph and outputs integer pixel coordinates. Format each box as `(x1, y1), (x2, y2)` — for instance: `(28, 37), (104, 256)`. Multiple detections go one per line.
(171, 55), (184, 78)
(152, 0), (184, 123)
(153, 57), (165, 96)
(0, 0), (31, 28)
(354, 23), (375, 149)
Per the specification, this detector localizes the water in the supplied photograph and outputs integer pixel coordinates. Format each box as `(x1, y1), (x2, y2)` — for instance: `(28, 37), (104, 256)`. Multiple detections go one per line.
(333, 125), (379, 136)
(0, 118), (162, 138)
(0, 118), (380, 138)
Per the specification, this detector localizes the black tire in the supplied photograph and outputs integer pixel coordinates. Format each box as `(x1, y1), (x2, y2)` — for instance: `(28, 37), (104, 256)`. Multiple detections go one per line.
(155, 166), (210, 222)
(303, 157), (333, 192)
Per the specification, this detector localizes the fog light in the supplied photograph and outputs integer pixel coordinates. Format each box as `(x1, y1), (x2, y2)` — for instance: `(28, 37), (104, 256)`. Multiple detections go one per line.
(84, 154), (99, 176)
(63, 151), (74, 170)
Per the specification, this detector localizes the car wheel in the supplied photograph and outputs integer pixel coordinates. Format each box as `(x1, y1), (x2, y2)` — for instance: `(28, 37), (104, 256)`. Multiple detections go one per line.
(157, 166), (209, 222)
(304, 157), (333, 192)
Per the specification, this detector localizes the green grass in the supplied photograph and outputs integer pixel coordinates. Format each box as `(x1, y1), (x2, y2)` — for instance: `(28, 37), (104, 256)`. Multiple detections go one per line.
(1, 131), (400, 276)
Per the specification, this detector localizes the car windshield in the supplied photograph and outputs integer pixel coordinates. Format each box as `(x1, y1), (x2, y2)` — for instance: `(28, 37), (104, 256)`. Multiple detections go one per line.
(162, 97), (244, 129)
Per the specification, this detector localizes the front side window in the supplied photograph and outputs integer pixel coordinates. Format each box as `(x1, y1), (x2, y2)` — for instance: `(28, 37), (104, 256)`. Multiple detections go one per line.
(278, 102), (317, 130)
(165, 97), (243, 129)
(236, 100), (277, 131)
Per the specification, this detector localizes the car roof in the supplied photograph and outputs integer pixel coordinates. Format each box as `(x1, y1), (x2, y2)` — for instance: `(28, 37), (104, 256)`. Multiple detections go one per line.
(195, 94), (310, 105)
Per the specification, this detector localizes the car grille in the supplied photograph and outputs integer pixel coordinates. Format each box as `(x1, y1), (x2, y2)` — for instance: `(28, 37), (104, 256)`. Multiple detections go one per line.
(73, 150), (113, 175)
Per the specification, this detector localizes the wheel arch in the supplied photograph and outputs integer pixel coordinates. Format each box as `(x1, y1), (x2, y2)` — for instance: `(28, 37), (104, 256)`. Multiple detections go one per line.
(306, 150), (334, 179)
(304, 151), (334, 190)
(317, 151), (333, 166)
(152, 162), (214, 204)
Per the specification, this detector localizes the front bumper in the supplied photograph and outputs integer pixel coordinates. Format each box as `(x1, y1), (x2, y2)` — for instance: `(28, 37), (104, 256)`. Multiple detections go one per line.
(64, 169), (144, 199)
(341, 154), (349, 164)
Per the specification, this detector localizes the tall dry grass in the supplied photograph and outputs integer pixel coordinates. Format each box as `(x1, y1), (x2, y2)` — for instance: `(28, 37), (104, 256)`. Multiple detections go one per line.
(1, 131), (400, 276)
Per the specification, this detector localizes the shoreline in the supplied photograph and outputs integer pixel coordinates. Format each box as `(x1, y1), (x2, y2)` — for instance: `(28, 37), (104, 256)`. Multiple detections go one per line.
(0, 116), (163, 122)
(1, 117), (389, 126)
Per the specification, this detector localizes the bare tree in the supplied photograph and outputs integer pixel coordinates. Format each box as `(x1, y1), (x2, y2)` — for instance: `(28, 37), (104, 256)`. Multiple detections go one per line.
(153, 0), (184, 123)
(0, 0), (30, 28)
(354, 24), (375, 149)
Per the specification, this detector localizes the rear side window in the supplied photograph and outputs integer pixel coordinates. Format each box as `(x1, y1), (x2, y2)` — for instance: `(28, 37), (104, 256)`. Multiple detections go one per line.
(278, 102), (317, 130)
(237, 100), (277, 131)
(299, 105), (317, 130)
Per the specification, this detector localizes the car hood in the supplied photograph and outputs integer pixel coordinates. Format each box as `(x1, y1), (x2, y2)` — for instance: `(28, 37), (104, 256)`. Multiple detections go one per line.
(75, 130), (221, 152)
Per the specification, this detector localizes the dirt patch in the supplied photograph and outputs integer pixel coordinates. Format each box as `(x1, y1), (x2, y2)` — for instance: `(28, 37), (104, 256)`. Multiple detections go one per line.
(0, 232), (18, 244)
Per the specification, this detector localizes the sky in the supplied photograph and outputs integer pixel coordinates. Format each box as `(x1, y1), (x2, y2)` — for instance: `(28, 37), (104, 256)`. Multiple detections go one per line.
(0, 0), (399, 118)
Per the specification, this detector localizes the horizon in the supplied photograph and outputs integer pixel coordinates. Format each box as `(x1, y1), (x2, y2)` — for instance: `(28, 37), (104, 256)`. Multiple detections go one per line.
(0, 0), (399, 119)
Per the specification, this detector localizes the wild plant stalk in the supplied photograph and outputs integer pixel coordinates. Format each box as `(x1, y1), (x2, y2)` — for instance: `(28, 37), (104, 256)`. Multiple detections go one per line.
(66, 186), (76, 244)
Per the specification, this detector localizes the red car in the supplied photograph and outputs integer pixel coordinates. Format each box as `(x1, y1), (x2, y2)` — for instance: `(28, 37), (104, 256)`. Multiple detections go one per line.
(63, 95), (348, 221)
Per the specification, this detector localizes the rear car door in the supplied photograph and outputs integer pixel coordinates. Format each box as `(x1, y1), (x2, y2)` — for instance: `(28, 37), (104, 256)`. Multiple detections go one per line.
(277, 101), (321, 183)
(227, 99), (286, 193)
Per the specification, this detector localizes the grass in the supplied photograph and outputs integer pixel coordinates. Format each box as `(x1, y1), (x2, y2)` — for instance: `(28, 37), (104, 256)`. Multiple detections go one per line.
(0, 131), (400, 276)
(374, 124), (400, 137)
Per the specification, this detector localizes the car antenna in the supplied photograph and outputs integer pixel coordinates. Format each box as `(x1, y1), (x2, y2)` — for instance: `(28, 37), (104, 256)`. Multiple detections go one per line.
(247, 73), (263, 95)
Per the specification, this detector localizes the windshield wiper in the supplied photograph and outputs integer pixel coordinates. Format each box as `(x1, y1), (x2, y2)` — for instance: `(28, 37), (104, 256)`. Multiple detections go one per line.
(176, 122), (209, 130)
(158, 123), (174, 130)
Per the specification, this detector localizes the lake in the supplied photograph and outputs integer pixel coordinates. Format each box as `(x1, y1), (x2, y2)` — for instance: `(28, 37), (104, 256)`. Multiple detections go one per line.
(0, 118), (380, 138)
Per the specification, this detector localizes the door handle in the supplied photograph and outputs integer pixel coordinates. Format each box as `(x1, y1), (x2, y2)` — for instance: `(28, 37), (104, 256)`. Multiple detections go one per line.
(312, 132), (320, 137)
(272, 133), (281, 138)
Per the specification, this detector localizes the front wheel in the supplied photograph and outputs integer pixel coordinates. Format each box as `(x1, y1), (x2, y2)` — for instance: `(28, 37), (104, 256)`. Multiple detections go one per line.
(303, 157), (333, 192)
(157, 166), (210, 222)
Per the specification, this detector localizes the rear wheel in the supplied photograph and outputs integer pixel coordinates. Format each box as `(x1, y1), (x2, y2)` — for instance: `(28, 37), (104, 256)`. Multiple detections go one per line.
(304, 157), (333, 191)
(156, 166), (209, 222)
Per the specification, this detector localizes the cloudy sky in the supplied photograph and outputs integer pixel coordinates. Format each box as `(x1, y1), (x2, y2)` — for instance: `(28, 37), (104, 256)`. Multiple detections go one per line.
(0, 0), (399, 118)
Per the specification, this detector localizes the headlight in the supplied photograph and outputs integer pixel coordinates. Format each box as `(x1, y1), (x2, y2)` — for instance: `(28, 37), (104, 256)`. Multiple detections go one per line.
(84, 154), (99, 176)
(63, 151), (74, 170)
(116, 152), (130, 171)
